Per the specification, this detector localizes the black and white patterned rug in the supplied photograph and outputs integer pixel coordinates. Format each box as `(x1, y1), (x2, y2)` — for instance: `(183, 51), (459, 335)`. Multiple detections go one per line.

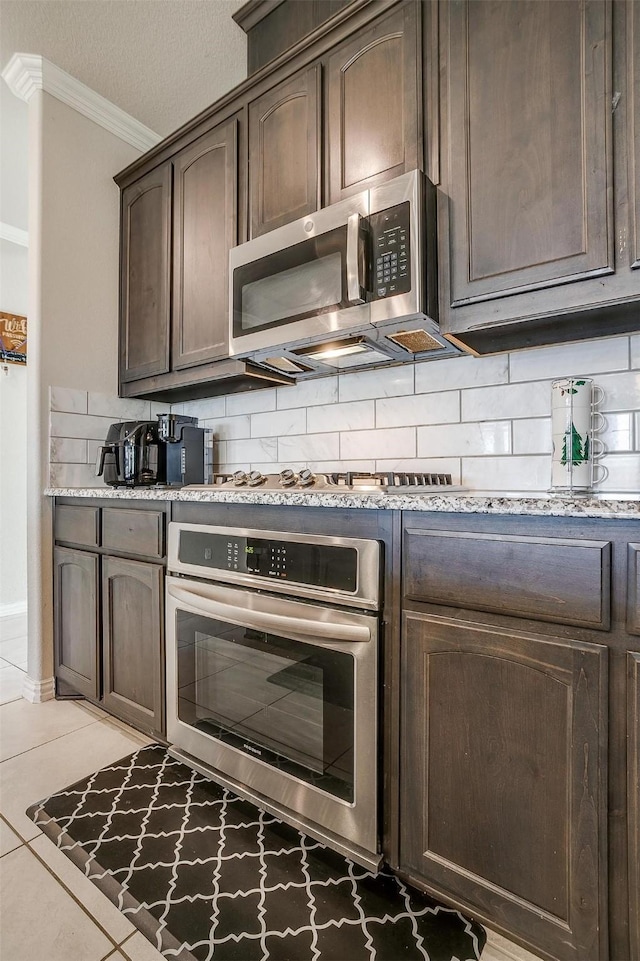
(27, 744), (485, 961)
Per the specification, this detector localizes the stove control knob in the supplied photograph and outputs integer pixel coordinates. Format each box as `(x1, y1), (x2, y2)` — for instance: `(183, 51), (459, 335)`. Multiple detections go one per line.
(232, 470), (248, 486)
(298, 468), (316, 487)
(248, 470), (266, 487)
(279, 469), (297, 488)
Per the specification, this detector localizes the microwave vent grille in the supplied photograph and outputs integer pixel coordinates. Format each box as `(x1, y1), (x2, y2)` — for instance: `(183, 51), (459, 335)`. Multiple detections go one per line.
(386, 329), (443, 353)
(263, 356), (311, 374)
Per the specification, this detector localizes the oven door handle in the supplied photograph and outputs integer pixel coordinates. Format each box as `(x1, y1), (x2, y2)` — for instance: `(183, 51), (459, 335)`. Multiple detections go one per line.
(167, 581), (371, 644)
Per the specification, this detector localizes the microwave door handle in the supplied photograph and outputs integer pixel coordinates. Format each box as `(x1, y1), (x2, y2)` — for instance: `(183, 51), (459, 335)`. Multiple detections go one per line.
(346, 212), (366, 305)
(167, 581), (371, 644)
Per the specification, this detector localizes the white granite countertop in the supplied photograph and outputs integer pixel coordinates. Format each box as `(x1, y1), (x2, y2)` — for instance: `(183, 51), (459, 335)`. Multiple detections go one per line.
(45, 486), (640, 519)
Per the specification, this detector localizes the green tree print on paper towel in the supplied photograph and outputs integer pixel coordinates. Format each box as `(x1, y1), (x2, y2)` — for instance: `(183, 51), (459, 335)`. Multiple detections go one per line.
(561, 421), (589, 467)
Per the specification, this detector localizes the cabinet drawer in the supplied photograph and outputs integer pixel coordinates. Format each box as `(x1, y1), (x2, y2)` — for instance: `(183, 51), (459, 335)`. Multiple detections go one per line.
(628, 544), (640, 635)
(54, 505), (99, 548)
(101, 508), (164, 559)
(404, 529), (611, 630)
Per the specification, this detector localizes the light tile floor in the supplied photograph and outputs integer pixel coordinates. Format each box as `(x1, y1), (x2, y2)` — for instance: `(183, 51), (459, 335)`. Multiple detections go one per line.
(0, 632), (165, 961)
(0, 630), (539, 961)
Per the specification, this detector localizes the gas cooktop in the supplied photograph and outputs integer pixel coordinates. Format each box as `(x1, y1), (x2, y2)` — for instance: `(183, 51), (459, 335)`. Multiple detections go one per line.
(186, 470), (464, 493)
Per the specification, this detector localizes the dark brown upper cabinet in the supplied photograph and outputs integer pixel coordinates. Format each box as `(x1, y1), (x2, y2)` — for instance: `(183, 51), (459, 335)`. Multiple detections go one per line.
(120, 165), (171, 384)
(326, 2), (420, 204)
(172, 119), (238, 368)
(248, 65), (321, 238)
(117, 118), (274, 401)
(438, 0), (640, 354)
(629, 0), (640, 269)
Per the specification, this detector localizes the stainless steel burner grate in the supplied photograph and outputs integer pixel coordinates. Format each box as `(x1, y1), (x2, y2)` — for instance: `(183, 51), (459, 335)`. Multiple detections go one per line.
(186, 469), (463, 492)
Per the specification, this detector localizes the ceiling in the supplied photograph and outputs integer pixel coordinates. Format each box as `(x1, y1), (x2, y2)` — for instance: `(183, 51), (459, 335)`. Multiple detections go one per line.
(0, 0), (248, 137)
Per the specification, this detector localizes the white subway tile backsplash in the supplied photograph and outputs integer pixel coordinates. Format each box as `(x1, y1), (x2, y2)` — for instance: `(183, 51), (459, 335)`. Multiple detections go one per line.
(226, 388), (277, 417)
(601, 412), (635, 453)
(50, 411), (115, 440)
(178, 396), (226, 420)
(307, 401), (374, 434)
(205, 415), (251, 441)
(594, 371), (640, 411)
(596, 453), (640, 492)
(462, 381), (550, 421)
(509, 335), (629, 382)
(512, 418), (552, 455)
(376, 391), (459, 428)
(461, 456), (550, 492)
(49, 329), (640, 493)
(223, 437), (278, 465)
(338, 364), (414, 402)
(278, 433), (340, 463)
(281, 459), (376, 473)
(87, 393), (151, 420)
(49, 463), (102, 488)
(50, 437), (88, 464)
(277, 377), (338, 410)
(49, 386), (88, 414)
(418, 421), (511, 458)
(415, 353), (508, 394)
(251, 408), (306, 438)
(340, 427), (416, 460)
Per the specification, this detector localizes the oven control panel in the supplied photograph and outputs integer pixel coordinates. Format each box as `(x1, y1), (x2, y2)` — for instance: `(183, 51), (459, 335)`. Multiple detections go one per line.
(179, 530), (358, 592)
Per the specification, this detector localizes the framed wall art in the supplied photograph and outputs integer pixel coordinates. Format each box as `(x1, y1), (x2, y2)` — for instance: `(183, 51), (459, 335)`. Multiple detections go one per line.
(0, 312), (27, 365)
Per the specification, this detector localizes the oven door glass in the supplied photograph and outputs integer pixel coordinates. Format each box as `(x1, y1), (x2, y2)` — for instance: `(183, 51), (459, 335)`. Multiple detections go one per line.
(176, 610), (355, 802)
(232, 226), (351, 339)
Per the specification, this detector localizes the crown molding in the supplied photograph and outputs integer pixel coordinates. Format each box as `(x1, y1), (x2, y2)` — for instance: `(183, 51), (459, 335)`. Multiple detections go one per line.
(0, 222), (28, 247)
(2, 53), (161, 152)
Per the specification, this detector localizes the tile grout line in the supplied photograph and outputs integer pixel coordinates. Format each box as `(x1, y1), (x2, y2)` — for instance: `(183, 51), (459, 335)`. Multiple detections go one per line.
(0, 715), (103, 764)
(21, 834), (125, 955)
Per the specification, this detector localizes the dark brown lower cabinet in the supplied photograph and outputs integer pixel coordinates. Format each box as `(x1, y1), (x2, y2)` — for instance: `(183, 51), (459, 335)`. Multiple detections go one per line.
(53, 499), (166, 739)
(400, 612), (608, 961)
(628, 652), (640, 961)
(102, 556), (164, 736)
(54, 547), (100, 700)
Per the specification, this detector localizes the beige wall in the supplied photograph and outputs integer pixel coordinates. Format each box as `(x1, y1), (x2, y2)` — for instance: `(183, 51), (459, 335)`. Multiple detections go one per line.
(25, 90), (141, 692)
(0, 241), (28, 614)
(40, 93), (138, 395)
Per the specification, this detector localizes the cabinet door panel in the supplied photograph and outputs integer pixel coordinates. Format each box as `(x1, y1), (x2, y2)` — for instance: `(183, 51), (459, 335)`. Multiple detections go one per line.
(249, 65), (321, 237)
(628, 544), (640, 635)
(444, 0), (612, 305)
(54, 547), (99, 699)
(120, 165), (171, 383)
(401, 612), (607, 961)
(326, 3), (419, 203)
(628, 652), (640, 961)
(630, 0), (640, 269)
(172, 119), (238, 370)
(102, 556), (164, 735)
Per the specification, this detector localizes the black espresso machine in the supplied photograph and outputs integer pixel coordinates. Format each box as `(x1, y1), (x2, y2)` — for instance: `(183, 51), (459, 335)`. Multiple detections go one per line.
(96, 414), (208, 488)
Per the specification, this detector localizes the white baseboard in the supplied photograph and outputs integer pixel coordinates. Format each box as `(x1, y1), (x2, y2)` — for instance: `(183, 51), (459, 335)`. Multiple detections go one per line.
(0, 605), (27, 640)
(482, 929), (545, 961)
(22, 675), (55, 703)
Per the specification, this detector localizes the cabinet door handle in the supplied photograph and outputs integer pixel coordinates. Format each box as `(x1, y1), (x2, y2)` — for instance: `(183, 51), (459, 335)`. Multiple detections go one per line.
(167, 580), (371, 644)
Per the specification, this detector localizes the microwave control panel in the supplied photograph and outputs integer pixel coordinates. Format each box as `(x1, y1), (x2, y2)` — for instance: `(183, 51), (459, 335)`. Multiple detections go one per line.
(369, 201), (411, 300)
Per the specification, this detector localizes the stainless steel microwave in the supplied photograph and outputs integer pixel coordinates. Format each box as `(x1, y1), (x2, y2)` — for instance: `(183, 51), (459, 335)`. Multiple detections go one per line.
(228, 170), (464, 379)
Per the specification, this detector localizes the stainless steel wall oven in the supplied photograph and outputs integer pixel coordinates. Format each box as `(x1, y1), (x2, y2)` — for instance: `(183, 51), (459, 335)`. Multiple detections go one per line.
(166, 522), (382, 869)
